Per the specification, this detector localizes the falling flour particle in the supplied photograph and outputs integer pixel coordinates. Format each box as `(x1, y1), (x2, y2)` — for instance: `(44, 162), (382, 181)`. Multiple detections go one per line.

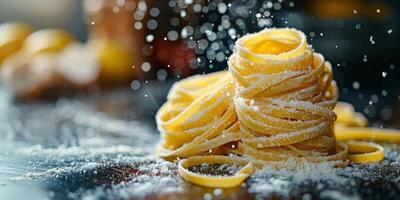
(362, 55), (368, 62)
(203, 193), (212, 200)
(369, 36), (375, 44)
(213, 188), (223, 196)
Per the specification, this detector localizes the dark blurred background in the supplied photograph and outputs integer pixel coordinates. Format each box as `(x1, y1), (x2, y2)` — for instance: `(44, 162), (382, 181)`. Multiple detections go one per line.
(1, 0), (399, 126)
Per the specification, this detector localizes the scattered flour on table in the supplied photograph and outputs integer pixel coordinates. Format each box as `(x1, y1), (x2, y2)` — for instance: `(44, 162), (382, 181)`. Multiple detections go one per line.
(1, 94), (400, 199)
(247, 146), (400, 200)
(17, 145), (150, 157)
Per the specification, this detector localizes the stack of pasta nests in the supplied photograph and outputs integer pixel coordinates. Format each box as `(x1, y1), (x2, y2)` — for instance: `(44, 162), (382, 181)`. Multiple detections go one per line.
(156, 28), (397, 188)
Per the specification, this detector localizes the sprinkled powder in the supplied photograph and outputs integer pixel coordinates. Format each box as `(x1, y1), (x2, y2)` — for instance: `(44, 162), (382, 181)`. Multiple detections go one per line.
(0, 89), (399, 199)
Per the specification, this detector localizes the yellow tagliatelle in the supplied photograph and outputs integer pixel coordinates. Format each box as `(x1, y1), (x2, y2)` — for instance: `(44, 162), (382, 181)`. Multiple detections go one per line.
(333, 102), (398, 163)
(156, 28), (400, 188)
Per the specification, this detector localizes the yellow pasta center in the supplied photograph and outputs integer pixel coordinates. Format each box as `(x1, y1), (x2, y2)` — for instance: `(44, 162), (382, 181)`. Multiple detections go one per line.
(244, 39), (298, 55)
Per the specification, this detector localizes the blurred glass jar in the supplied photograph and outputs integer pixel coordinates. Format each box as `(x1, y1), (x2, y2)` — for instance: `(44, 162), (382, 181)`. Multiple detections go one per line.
(83, 0), (146, 84)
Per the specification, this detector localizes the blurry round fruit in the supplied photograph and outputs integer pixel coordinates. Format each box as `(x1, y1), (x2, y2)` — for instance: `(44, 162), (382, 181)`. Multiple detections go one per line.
(55, 43), (100, 85)
(24, 29), (75, 56)
(0, 51), (55, 96)
(0, 22), (34, 64)
(87, 39), (134, 84)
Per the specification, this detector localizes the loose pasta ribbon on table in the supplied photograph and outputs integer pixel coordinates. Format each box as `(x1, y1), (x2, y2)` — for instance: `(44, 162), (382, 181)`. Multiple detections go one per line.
(156, 28), (400, 188)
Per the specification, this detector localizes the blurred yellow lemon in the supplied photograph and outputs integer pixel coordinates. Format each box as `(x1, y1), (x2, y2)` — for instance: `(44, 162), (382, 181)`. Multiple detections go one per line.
(24, 29), (75, 56)
(0, 22), (34, 64)
(87, 39), (134, 84)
